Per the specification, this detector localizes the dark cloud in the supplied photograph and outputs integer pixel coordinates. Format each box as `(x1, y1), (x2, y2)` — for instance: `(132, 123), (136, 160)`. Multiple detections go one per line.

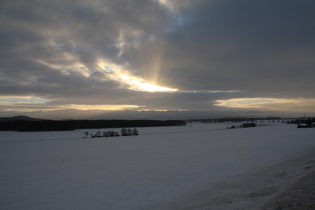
(159, 0), (315, 91)
(0, 0), (314, 119)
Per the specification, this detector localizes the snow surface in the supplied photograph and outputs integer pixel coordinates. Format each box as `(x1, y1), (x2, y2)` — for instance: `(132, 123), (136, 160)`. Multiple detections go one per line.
(0, 122), (315, 209)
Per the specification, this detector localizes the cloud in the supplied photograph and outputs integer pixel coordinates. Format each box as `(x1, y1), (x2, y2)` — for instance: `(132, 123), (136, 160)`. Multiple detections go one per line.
(215, 98), (315, 114)
(0, 0), (314, 119)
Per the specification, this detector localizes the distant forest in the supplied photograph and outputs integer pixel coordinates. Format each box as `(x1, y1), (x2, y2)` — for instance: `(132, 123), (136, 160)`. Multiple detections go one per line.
(0, 119), (187, 132)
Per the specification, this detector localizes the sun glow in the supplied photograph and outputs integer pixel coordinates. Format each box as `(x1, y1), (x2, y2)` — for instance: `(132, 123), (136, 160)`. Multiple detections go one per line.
(215, 98), (289, 108)
(215, 98), (315, 113)
(66, 104), (140, 111)
(97, 59), (178, 92)
(0, 96), (141, 112)
(1, 103), (140, 112)
(117, 73), (178, 92)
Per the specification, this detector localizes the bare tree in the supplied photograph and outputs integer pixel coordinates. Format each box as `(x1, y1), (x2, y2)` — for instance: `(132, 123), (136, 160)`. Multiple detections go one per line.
(84, 131), (89, 138)
(132, 128), (139, 135)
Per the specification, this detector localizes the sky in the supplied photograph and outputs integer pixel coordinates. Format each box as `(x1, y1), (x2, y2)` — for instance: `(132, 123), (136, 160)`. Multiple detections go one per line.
(0, 0), (315, 120)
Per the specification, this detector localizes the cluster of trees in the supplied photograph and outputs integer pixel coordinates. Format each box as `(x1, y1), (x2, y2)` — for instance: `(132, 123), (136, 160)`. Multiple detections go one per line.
(121, 128), (139, 136)
(286, 117), (315, 128)
(0, 119), (186, 132)
(85, 130), (120, 138)
(227, 123), (256, 129)
(296, 118), (315, 128)
(84, 128), (139, 138)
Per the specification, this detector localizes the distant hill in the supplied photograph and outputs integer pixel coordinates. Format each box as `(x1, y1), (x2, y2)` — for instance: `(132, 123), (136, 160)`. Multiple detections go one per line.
(0, 115), (46, 122)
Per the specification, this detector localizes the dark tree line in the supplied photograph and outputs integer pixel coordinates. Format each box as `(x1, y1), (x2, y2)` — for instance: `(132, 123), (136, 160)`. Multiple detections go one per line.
(0, 119), (186, 132)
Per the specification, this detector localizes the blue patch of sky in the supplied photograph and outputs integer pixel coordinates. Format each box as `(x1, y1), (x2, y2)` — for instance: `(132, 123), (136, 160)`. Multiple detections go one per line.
(0, 97), (52, 103)
(104, 66), (113, 72)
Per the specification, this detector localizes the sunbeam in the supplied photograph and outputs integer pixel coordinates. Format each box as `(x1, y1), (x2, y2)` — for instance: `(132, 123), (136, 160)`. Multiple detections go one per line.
(97, 58), (178, 93)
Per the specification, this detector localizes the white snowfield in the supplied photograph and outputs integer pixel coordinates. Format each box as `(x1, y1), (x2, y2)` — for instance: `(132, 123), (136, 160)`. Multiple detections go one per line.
(1, 122), (315, 210)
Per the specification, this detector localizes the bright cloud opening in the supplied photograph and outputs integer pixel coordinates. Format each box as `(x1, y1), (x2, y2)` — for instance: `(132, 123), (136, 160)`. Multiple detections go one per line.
(215, 98), (315, 114)
(158, 0), (175, 11)
(0, 96), (53, 104)
(97, 59), (178, 93)
(66, 104), (141, 111)
(0, 96), (141, 112)
(37, 59), (90, 77)
(1, 103), (141, 113)
(116, 73), (178, 92)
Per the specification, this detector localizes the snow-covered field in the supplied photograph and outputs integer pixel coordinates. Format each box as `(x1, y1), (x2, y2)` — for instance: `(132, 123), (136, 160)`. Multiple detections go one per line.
(1, 122), (315, 209)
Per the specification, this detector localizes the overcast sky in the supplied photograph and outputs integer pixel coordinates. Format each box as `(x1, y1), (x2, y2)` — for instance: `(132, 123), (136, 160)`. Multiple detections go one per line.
(1, 0), (314, 119)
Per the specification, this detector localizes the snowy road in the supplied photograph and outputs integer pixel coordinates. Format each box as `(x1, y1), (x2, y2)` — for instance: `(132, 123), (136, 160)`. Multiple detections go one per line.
(1, 123), (315, 209)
